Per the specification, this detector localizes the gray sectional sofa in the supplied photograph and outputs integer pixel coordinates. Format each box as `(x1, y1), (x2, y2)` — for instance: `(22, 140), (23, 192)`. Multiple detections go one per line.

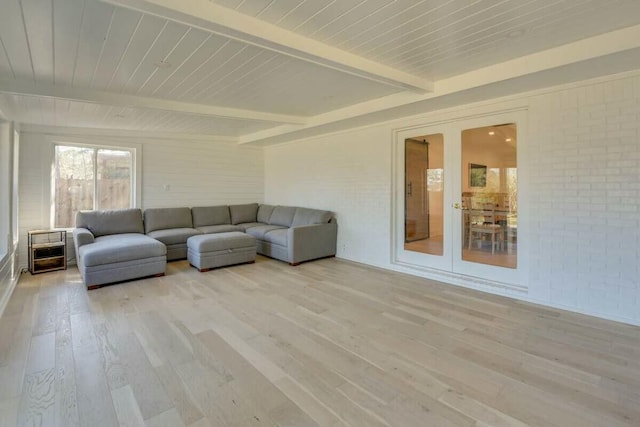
(73, 203), (336, 288)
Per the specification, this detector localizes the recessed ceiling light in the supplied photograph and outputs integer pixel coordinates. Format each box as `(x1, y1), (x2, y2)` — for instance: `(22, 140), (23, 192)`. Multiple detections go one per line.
(505, 138), (512, 142)
(488, 131), (495, 136)
(154, 60), (172, 69)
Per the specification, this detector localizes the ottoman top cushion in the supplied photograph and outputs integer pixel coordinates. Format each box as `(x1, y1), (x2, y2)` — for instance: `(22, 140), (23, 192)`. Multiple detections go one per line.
(188, 232), (255, 252)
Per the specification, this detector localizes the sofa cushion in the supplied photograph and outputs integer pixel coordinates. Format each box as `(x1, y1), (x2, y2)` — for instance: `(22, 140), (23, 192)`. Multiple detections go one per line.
(80, 233), (165, 267)
(229, 203), (258, 225)
(191, 205), (231, 228)
(147, 228), (202, 246)
(264, 229), (288, 247)
(197, 224), (242, 234)
(257, 204), (276, 223)
(291, 208), (332, 227)
(246, 225), (287, 240)
(269, 206), (297, 227)
(144, 207), (193, 233)
(76, 209), (144, 237)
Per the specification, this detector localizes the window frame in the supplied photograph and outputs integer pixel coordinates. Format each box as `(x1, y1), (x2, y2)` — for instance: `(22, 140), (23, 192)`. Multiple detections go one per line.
(51, 140), (141, 229)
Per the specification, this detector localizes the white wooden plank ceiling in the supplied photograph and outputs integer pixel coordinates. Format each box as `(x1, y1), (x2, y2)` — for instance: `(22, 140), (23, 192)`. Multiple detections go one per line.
(1, 0), (640, 142)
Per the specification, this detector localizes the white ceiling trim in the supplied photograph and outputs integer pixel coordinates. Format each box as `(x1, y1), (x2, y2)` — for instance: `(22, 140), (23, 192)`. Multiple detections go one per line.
(0, 79), (305, 124)
(238, 23), (640, 145)
(101, 0), (433, 93)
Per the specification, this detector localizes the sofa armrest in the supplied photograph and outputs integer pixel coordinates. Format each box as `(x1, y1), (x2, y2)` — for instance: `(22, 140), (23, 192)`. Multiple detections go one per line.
(73, 228), (95, 259)
(287, 221), (337, 264)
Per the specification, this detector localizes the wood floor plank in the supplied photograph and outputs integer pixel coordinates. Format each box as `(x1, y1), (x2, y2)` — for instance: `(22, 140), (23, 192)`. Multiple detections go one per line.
(0, 331), (30, 400)
(33, 295), (57, 337)
(3, 258), (640, 426)
(26, 332), (55, 374)
(70, 311), (119, 427)
(154, 363), (205, 426)
(111, 385), (146, 427)
(17, 367), (56, 427)
(54, 314), (79, 427)
(0, 397), (19, 426)
(0, 315), (20, 367)
(145, 407), (186, 427)
(114, 332), (174, 420)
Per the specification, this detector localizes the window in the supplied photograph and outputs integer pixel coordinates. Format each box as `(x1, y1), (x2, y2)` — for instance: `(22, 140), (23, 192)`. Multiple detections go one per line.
(54, 144), (134, 228)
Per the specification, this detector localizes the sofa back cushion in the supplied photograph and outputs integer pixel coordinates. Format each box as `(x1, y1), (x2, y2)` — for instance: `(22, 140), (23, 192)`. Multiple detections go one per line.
(257, 204), (276, 223)
(144, 207), (193, 233)
(76, 208), (144, 237)
(269, 206), (297, 227)
(191, 205), (230, 228)
(291, 207), (332, 227)
(229, 203), (259, 225)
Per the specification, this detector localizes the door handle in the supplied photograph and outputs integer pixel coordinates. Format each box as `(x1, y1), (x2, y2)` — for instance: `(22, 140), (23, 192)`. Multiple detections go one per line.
(407, 181), (412, 196)
(453, 203), (461, 209)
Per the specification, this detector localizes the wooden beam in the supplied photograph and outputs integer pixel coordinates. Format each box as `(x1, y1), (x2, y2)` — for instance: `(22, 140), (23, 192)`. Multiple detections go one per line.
(0, 79), (307, 124)
(101, 0), (433, 93)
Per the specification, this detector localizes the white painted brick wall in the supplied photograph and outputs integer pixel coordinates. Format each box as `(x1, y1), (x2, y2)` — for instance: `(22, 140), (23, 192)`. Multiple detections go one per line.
(266, 72), (640, 325)
(264, 126), (392, 267)
(528, 75), (640, 322)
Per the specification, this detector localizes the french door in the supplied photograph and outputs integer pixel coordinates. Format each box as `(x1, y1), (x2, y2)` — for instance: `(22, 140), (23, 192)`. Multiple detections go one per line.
(394, 111), (526, 287)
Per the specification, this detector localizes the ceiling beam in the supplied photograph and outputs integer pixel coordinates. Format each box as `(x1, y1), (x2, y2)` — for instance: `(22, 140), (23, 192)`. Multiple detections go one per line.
(101, 0), (433, 93)
(0, 79), (307, 124)
(239, 24), (640, 145)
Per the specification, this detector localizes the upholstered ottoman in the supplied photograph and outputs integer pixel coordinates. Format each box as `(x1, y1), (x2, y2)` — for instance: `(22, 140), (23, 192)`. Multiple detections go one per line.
(187, 232), (256, 272)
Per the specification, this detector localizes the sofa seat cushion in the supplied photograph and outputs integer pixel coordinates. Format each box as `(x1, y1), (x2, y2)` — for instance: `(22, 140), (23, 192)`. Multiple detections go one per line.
(263, 228), (288, 247)
(246, 225), (287, 239)
(80, 233), (165, 267)
(197, 224), (242, 234)
(147, 228), (202, 246)
(236, 222), (263, 232)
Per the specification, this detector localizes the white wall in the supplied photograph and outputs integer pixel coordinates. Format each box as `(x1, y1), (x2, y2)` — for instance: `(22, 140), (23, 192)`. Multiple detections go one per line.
(0, 121), (20, 318)
(18, 132), (264, 267)
(265, 71), (640, 326)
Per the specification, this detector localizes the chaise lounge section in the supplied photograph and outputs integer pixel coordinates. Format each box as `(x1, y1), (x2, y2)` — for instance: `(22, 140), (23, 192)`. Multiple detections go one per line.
(74, 209), (167, 289)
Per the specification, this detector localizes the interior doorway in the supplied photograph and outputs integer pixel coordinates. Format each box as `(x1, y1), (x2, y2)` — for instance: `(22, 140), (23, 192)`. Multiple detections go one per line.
(404, 134), (443, 256)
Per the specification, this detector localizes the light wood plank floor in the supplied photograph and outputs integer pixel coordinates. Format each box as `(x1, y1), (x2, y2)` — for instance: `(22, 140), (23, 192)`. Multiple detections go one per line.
(1, 256), (640, 426)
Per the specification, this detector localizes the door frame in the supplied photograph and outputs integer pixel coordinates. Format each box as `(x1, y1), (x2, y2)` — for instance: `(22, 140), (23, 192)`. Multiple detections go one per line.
(391, 107), (529, 293)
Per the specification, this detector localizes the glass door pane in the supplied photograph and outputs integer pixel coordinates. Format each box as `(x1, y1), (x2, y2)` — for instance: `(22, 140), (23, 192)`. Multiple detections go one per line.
(461, 124), (517, 268)
(405, 133), (444, 256)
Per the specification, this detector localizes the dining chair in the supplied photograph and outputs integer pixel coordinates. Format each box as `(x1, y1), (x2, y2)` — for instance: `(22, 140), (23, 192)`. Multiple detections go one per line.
(467, 209), (503, 254)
